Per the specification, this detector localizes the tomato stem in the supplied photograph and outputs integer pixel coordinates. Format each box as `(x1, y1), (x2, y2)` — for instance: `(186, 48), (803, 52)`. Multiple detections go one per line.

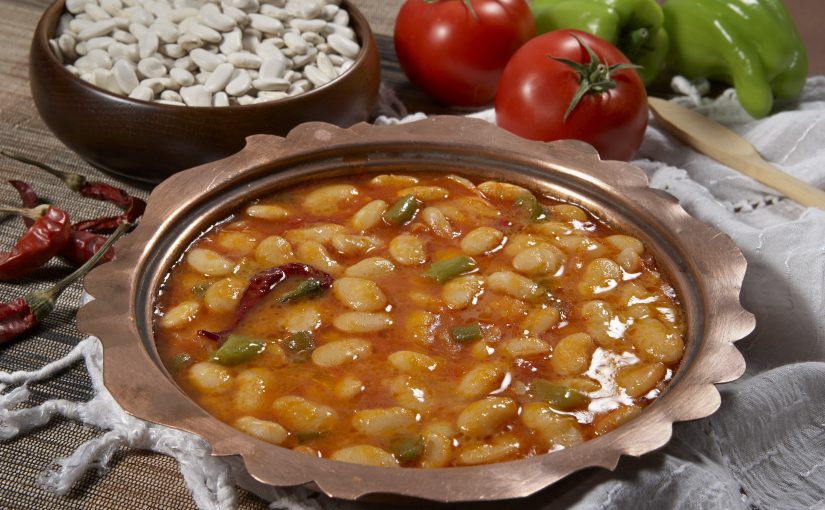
(550, 34), (640, 122)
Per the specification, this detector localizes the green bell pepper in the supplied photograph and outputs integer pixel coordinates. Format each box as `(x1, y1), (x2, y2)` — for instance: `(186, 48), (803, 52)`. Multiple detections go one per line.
(531, 0), (669, 85)
(663, 0), (807, 118)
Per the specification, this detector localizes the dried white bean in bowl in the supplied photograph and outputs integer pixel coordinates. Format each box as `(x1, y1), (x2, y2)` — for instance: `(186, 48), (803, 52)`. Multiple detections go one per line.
(50, 0), (361, 106)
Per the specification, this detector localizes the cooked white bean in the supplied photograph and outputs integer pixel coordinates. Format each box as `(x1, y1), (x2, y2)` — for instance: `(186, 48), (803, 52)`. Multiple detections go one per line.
(284, 223), (345, 245)
(330, 445), (399, 468)
(186, 248), (234, 276)
(404, 310), (435, 346)
(578, 258), (623, 297)
(389, 375), (433, 412)
(334, 376), (364, 400)
(331, 234), (381, 257)
(501, 336), (551, 358)
(629, 318), (684, 363)
(521, 402), (583, 448)
(271, 396), (337, 433)
(521, 306), (560, 335)
(421, 207), (454, 238)
(488, 271), (542, 301)
(203, 277), (247, 314)
(350, 200), (387, 231)
(311, 338), (372, 367)
(442, 275), (485, 310)
(389, 234), (427, 266)
(280, 303), (322, 333)
(457, 397), (518, 438)
(455, 433), (521, 466)
(616, 362), (667, 398)
(344, 257), (395, 279)
(254, 235), (293, 266)
(160, 300), (200, 329)
(234, 367), (274, 413)
(332, 277), (387, 311)
(369, 174), (418, 188)
(295, 241), (340, 274)
(352, 407), (417, 437)
(461, 227), (504, 256)
(189, 361), (231, 393)
(387, 350), (439, 374)
(477, 181), (530, 201)
(302, 184), (359, 215)
(512, 244), (565, 275)
(333, 312), (392, 333)
(457, 363), (506, 399)
(398, 185), (449, 201)
(551, 333), (596, 376)
(234, 416), (288, 445)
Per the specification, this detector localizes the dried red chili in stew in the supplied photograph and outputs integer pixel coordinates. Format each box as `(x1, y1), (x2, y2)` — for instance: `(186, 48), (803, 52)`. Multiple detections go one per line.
(154, 173), (686, 468)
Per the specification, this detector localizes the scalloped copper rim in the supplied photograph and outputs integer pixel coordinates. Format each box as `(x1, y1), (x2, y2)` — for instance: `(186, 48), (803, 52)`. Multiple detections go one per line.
(77, 117), (753, 503)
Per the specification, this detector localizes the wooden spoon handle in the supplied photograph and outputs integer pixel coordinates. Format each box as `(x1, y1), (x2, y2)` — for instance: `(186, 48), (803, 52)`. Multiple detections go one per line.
(647, 97), (825, 210)
(730, 154), (825, 209)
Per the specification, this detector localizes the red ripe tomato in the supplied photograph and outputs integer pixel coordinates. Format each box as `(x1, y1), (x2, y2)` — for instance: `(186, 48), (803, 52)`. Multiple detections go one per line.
(495, 30), (648, 161)
(394, 0), (535, 107)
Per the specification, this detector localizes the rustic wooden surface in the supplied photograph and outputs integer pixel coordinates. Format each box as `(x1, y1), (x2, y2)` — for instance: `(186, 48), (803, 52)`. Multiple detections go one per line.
(0, 0), (820, 508)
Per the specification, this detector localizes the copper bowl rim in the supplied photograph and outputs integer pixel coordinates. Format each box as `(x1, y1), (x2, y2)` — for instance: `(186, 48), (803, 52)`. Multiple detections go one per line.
(34, 0), (376, 111)
(78, 117), (753, 503)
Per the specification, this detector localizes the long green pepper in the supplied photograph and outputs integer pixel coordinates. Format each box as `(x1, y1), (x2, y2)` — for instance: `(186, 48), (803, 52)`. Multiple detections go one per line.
(662, 0), (807, 118)
(531, 0), (669, 85)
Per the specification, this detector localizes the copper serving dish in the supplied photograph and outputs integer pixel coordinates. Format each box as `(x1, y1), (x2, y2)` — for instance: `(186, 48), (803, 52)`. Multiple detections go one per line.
(78, 117), (753, 503)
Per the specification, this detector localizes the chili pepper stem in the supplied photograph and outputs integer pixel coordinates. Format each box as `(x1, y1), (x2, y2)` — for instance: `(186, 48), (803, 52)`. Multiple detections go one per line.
(1, 149), (87, 191)
(25, 222), (130, 321)
(0, 204), (50, 220)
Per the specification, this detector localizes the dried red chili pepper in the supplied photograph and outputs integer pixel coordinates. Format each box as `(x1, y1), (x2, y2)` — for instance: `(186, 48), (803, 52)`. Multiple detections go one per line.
(198, 263), (333, 340)
(7, 180), (115, 267)
(8, 180), (39, 212)
(63, 230), (117, 267)
(0, 222), (129, 345)
(1, 150), (146, 233)
(71, 193), (145, 234)
(0, 205), (72, 280)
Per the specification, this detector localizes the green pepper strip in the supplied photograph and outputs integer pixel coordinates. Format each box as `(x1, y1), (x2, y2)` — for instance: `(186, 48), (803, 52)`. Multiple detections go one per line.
(279, 278), (323, 304)
(530, 379), (590, 411)
(283, 331), (315, 362)
(450, 323), (483, 344)
(210, 334), (267, 366)
(389, 436), (425, 462)
(423, 255), (477, 284)
(383, 194), (421, 225)
(514, 193), (546, 221)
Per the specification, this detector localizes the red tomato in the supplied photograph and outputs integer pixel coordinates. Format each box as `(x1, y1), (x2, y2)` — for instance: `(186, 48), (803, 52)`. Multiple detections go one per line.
(495, 30), (648, 161)
(394, 0), (535, 107)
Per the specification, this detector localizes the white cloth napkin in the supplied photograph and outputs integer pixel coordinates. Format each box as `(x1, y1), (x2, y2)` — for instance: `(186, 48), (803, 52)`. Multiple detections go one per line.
(1, 77), (824, 509)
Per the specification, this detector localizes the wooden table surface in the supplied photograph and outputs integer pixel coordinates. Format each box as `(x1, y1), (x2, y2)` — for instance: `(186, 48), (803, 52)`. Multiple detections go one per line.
(0, 1), (820, 508)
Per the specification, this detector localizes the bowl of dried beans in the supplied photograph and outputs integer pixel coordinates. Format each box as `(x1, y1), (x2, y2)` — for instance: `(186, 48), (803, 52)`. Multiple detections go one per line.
(77, 117), (753, 503)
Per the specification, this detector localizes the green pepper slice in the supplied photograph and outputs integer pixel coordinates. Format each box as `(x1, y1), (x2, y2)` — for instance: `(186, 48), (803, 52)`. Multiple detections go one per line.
(383, 194), (421, 225)
(210, 334), (267, 366)
(389, 436), (425, 462)
(530, 379), (591, 411)
(283, 331), (315, 362)
(423, 255), (477, 284)
(278, 278), (324, 304)
(450, 323), (483, 344)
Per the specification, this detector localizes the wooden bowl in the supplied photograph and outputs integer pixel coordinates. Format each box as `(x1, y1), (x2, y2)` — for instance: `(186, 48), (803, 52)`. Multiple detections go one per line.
(29, 0), (381, 183)
(78, 117), (753, 503)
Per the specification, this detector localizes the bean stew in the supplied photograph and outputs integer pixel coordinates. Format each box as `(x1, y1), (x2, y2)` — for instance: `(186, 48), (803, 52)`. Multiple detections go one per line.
(154, 172), (686, 468)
